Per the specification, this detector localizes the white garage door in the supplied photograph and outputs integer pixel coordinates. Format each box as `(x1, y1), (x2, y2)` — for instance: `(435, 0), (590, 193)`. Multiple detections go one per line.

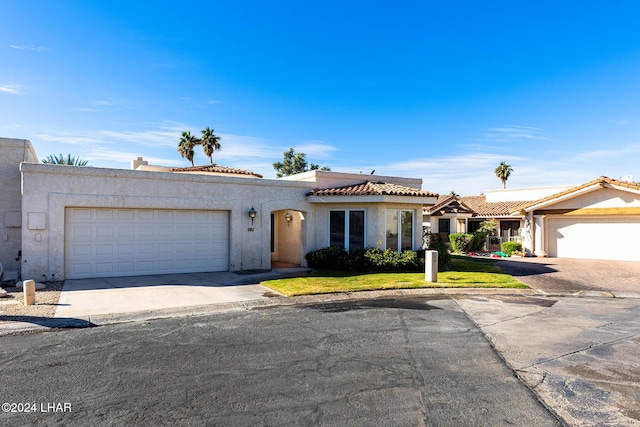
(548, 217), (640, 261)
(65, 208), (229, 279)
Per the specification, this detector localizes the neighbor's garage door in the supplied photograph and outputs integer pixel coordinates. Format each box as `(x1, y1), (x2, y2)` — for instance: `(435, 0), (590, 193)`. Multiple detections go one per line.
(65, 208), (229, 279)
(547, 216), (640, 261)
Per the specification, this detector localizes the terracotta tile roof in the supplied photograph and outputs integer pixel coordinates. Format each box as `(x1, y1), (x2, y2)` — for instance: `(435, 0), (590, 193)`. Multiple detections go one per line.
(424, 195), (475, 215)
(514, 176), (640, 212)
(307, 181), (438, 197)
(170, 164), (263, 178)
(459, 195), (531, 217)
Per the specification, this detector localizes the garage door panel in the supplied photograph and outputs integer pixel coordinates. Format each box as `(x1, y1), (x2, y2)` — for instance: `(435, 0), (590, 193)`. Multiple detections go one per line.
(95, 210), (114, 220)
(548, 217), (640, 261)
(117, 210), (134, 220)
(65, 208), (229, 279)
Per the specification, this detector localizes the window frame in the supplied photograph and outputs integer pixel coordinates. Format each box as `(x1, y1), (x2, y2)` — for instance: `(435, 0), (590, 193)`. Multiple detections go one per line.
(385, 209), (415, 252)
(438, 218), (451, 235)
(328, 209), (366, 251)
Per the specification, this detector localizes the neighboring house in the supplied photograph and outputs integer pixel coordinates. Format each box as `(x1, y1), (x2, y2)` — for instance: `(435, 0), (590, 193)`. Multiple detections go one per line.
(424, 178), (640, 262)
(512, 176), (640, 261)
(423, 195), (476, 236)
(1, 138), (438, 281)
(424, 193), (534, 251)
(0, 138), (38, 280)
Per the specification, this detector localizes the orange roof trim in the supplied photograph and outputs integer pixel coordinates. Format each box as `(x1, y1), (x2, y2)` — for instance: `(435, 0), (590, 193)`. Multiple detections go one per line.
(170, 164), (263, 178)
(513, 176), (640, 213)
(307, 181), (438, 198)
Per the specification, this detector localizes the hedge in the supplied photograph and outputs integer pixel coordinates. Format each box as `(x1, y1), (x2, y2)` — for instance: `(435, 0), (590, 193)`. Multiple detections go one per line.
(305, 244), (452, 273)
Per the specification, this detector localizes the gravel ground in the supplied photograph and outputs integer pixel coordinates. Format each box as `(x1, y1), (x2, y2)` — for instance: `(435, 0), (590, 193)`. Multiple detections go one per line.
(0, 281), (63, 321)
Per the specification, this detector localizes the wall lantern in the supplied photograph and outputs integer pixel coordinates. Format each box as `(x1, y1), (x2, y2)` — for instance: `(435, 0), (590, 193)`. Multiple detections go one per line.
(248, 207), (257, 225)
(284, 211), (293, 227)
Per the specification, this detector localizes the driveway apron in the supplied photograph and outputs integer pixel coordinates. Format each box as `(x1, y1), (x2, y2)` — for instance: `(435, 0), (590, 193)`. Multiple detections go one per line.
(55, 271), (283, 318)
(497, 257), (640, 294)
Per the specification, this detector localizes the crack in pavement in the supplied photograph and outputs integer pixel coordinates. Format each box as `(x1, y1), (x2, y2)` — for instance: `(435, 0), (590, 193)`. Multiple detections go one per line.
(517, 331), (640, 371)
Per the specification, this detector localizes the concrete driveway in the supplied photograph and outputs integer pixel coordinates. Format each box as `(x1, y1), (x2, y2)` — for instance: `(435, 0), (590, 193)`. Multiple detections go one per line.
(497, 257), (640, 295)
(54, 270), (300, 319)
(456, 294), (640, 426)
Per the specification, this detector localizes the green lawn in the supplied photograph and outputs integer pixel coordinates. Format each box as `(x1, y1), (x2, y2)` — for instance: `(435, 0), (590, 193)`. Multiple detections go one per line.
(262, 255), (527, 296)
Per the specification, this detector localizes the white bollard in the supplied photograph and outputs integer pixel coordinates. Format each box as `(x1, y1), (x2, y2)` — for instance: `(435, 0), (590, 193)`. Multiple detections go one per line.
(23, 279), (36, 305)
(425, 250), (438, 282)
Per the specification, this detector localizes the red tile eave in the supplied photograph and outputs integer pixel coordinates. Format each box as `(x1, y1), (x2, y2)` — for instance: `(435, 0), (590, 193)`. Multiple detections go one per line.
(170, 164), (263, 178)
(307, 181), (438, 198)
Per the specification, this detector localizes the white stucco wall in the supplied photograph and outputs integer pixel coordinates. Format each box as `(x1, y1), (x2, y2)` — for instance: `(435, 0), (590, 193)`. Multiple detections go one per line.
(20, 163), (318, 281)
(545, 188), (640, 210)
(485, 185), (574, 202)
(0, 138), (38, 279)
(20, 162), (430, 280)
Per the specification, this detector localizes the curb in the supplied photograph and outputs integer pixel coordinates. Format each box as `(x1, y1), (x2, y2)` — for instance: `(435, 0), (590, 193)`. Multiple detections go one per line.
(2, 287), (640, 337)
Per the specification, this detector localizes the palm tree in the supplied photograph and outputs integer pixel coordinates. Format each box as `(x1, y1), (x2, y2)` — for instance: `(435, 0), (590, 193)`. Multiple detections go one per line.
(41, 154), (89, 166)
(494, 161), (513, 189)
(178, 131), (198, 166)
(200, 127), (221, 164)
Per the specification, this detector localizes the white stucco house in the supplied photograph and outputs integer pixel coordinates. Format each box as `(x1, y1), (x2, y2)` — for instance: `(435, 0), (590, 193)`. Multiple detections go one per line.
(1, 137), (438, 282)
(424, 179), (640, 261)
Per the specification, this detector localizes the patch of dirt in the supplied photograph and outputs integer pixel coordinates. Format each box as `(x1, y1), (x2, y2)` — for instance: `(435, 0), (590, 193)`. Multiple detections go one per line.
(0, 282), (63, 320)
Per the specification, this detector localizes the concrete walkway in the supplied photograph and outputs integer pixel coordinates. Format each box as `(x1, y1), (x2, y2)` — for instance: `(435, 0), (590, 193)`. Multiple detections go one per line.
(55, 269), (305, 318)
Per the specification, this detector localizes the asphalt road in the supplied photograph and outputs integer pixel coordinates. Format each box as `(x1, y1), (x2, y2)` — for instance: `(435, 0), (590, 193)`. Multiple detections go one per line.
(0, 297), (560, 426)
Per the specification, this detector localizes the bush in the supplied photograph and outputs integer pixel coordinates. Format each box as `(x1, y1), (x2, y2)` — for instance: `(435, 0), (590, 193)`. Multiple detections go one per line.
(449, 233), (473, 253)
(348, 247), (378, 271)
(305, 246), (349, 270)
(354, 248), (423, 272)
(469, 231), (487, 252)
(449, 231), (488, 253)
(427, 234), (452, 271)
(501, 241), (523, 255)
(305, 247), (425, 273)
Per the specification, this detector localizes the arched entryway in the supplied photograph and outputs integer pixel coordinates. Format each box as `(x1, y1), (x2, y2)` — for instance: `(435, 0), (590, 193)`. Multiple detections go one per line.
(271, 209), (304, 268)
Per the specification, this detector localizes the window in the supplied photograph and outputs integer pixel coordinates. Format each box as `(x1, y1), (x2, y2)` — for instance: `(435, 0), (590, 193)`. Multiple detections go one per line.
(386, 209), (414, 251)
(329, 210), (365, 251)
(467, 220), (482, 234)
(500, 220), (520, 239)
(438, 218), (451, 234)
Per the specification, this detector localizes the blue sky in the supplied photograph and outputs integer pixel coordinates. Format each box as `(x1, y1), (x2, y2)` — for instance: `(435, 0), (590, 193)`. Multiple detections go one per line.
(2, 1), (640, 195)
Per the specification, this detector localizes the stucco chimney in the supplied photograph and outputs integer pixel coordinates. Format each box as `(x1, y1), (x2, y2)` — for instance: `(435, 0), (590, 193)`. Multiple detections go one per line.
(131, 157), (148, 170)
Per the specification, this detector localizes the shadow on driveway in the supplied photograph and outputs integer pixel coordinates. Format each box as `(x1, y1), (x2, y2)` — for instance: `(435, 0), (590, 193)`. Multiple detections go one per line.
(497, 259), (558, 276)
(1, 315), (96, 329)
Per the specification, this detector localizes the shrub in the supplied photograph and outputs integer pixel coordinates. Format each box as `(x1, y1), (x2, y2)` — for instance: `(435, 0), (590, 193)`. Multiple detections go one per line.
(348, 247), (378, 272)
(305, 246), (349, 270)
(427, 234), (452, 271)
(357, 248), (423, 272)
(501, 241), (523, 255)
(449, 233), (473, 253)
(304, 247), (425, 273)
(469, 231), (487, 252)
